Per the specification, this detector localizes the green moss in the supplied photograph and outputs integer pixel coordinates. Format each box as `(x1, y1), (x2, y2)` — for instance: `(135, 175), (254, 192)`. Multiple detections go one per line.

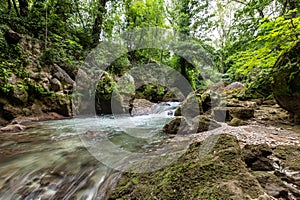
(273, 145), (300, 170)
(109, 134), (265, 200)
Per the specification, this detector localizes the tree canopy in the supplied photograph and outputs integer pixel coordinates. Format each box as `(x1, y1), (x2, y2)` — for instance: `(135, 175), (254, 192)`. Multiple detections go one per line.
(0, 0), (299, 98)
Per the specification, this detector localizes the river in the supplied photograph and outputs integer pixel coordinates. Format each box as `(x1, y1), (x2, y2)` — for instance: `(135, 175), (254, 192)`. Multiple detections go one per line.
(0, 102), (181, 200)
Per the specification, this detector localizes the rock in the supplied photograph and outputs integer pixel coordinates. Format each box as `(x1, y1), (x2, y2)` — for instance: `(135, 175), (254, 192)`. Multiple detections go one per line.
(272, 41), (300, 124)
(174, 91), (203, 119)
(52, 64), (75, 87)
(130, 99), (156, 116)
(12, 84), (28, 103)
(213, 106), (254, 122)
(242, 144), (273, 171)
(0, 124), (26, 132)
(253, 171), (289, 199)
(50, 78), (62, 92)
(162, 116), (190, 134)
(10, 112), (66, 124)
(229, 107), (254, 120)
(4, 29), (22, 44)
(192, 115), (221, 132)
(2, 104), (23, 120)
(95, 72), (120, 115)
(110, 134), (267, 199)
(219, 98), (257, 108)
(40, 94), (72, 117)
(201, 90), (221, 113)
(7, 73), (17, 85)
(228, 118), (247, 126)
(212, 107), (231, 122)
(0, 117), (9, 127)
(112, 73), (135, 114)
(225, 82), (244, 91)
(206, 81), (227, 91)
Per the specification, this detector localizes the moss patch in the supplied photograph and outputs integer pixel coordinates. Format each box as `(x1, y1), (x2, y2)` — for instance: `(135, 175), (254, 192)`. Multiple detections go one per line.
(109, 134), (265, 199)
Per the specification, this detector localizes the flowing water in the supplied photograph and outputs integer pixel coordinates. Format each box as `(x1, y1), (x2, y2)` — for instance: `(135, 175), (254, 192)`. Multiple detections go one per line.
(0, 102), (181, 200)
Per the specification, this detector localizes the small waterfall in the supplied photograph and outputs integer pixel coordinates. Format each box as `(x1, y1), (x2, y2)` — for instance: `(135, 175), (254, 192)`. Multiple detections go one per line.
(147, 101), (181, 116)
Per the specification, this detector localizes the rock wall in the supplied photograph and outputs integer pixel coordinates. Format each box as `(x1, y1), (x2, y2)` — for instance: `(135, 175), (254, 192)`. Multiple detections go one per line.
(0, 33), (73, 126)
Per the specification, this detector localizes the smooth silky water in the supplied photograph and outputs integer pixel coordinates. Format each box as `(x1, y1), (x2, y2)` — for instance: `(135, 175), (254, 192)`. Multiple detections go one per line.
(0, 102), (180, 200)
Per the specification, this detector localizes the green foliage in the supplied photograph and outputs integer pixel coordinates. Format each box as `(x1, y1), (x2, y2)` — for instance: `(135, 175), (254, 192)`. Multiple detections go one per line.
(226, 13), (300, 98)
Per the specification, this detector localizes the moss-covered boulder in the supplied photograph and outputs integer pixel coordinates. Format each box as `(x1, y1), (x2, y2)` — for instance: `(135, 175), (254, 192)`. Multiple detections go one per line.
(272, 41), (300, 124)
(192, 115), (221, 132)
(95, 72), (120, 114)
(174, 91), (203, 119)
(162, 116), (190, 135)
(109, 134), (268, 199)
(242, 144), (273, 171)
(228, 118), (248, 126)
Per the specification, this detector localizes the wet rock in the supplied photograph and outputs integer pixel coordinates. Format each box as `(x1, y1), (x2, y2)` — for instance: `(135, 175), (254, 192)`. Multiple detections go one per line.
(162, 116), (190, 134)
(242, 144), (273, 171)
(0, 124), (26, 132)
(192, 115), (221, 132)
(11, 112), (66, 124)
(95, 72), (119, 115)
(130, 99), (156, 116)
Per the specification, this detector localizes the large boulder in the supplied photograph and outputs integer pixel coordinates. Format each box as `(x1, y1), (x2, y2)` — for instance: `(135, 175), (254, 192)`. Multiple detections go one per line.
(213, 99), (255, 122)
(95, 72), (118, 114)
(130, 99), (156, 116)
(174, 91), (203, 119)
(162, 116), (190, 134)
(109, 134), (268, 199)
(272, 41), (300, 124)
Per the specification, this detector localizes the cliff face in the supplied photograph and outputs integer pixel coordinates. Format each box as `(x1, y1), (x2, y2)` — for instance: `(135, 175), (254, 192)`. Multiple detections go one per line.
(0, 31), (74, 126)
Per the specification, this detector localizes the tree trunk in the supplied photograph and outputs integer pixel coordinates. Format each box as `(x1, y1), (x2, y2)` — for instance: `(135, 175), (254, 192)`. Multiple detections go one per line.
(18, 0), (28, 16)
(7, 0), (12, 10)
(92, 0), (108, 46)
(11, 0), (20, 17)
